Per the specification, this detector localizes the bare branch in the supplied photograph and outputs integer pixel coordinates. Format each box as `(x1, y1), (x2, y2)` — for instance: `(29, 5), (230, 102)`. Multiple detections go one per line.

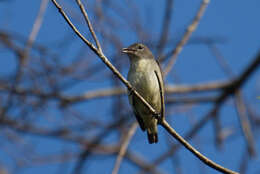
(166, 95), (217, 104)
(24, 0), (49, 60)
(163, 0), (210, 75)
(160, 119), (238, 174)
(51, 0), (98, 53)
(145, 51), (260, 171)
(75, 0), (102, 51)
(157, 0), (174, 56)
(166, 80), (231, 94)
(112, 122), (138, 174)
(125, 151), (165, 174)
(234, 92), (256, 157)
(51, 0), (158, 115)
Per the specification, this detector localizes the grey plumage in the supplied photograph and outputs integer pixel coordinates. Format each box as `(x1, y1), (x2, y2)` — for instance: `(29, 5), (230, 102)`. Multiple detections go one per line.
(122, 43), (165, 144)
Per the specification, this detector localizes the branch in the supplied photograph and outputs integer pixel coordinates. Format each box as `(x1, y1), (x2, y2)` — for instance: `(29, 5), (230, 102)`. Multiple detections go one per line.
(61, 80), (230, 105)
(51, 0), (157, 116)
(166, 80), (230, 94)
(166, 95), (217, 104)
(112, 122), (138, 174)
(147, 51), (260, 170)
(24, 0), (49, 61)
(0, 80), (230, 106)
(151, 104), (220, 169)
(163, 0), (210, 76)
(50, 1), (260, 174)
(216, 50), (260, 103)
(1, 115), (164, 174)
(157, 0), (174, 56)
(234, 92), (256, 157)
(125, 151), (165, 174)
(51, 0), (98, 53)
(160, 119), (238, 174)
(75, 0), (102, 51)
(209, 43), (257, 155)
(72, 121), (121, 174)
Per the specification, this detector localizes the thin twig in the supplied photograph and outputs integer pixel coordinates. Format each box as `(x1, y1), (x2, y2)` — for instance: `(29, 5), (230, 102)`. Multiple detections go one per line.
(207, 44), (234, 76)
(75, 0), (102, 51)
(51, 0), (98, 53)
(112, 122), (138, 174)
(125, 151), (164, 174)
(234, 92), (256, 157)
(157, 0), (174, 56)
(238, 149), (249, 174)
(163, 0), (210, 76)
(160, 119), (238, 174)
(24, 0), (49, 60)
(213, 112), (223, 149)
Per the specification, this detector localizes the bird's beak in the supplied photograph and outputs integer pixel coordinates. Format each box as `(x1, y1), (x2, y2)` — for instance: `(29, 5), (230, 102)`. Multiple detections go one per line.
(122, 48), (134, 54)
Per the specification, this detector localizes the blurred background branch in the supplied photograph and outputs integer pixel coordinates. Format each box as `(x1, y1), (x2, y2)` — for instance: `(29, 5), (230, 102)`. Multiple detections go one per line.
(0, 0), (259, 174)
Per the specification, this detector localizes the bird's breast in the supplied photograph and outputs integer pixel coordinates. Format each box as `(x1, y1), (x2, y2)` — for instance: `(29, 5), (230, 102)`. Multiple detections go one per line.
(127, 59), (161, 111)
(128, 60), (158, 93)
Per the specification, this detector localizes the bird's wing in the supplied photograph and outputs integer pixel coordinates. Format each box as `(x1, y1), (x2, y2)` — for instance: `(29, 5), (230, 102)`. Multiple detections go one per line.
(129, 92), (146, 131)
(155, 60), (165, 118)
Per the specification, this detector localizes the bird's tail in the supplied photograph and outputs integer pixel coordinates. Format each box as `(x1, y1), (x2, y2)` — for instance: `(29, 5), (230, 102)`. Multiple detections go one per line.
(147, 124), (158, 144)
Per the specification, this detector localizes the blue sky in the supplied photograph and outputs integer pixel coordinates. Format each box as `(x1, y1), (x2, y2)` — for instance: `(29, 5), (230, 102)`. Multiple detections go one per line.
(0, 0), (260, 174)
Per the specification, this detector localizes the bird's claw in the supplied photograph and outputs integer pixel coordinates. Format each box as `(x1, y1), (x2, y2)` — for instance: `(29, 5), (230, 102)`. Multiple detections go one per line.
(128, 87), (135, 96)
(152, 112), (160, 120)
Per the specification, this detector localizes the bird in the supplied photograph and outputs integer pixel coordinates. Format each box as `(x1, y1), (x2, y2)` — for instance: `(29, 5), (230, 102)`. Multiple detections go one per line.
(122, 43), (165, 144)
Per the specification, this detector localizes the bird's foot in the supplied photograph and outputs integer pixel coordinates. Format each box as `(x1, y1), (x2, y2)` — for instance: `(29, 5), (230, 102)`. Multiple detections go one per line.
(128, 87), (135, 97)
(152, 112), (160, 120)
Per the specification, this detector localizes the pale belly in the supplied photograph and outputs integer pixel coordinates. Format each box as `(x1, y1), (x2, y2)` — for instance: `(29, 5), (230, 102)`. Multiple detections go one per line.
(127, 69), (161, 114)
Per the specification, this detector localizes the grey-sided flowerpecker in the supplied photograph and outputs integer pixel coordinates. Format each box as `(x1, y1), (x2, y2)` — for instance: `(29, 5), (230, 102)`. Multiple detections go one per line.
(122, 43), (165, 144)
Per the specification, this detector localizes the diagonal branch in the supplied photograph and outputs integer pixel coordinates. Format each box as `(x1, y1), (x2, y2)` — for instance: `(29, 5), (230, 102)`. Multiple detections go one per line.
(163, 0), (210, 76)
(24, 0), (49, 60)
(51, 0), (157, 116)
(51, 0), (98, 53)
(112, 122), (138, 174)
(234, 91), (256, 156)
(75, 0), (102, 51)
(146, 51), (260, 172)
(160, 119), (238, 174)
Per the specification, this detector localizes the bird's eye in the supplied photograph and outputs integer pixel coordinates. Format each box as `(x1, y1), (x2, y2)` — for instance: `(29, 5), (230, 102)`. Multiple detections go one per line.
(138, 45), (143, 50)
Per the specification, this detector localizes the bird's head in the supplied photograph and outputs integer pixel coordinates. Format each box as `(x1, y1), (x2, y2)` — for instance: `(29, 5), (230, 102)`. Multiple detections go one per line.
(122, 43), (153, 60)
